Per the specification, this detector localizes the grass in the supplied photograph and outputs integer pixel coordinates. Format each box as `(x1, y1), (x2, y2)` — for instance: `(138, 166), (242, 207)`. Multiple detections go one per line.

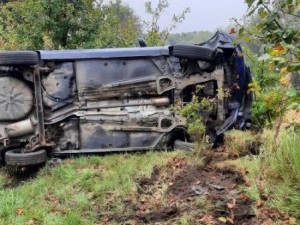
(0, 128), (299, 224)
(0, 151), (187, 225)
(224, 129), (257, 156)
(239, 127), (300, 217)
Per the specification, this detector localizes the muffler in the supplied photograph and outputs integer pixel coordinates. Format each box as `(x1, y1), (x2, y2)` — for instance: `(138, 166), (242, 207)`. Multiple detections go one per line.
(5, 118), (36, 138)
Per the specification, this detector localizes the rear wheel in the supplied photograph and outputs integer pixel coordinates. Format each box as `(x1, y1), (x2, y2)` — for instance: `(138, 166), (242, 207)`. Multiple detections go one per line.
(0, 51), (39, 66)
(5, 149), (47, 166)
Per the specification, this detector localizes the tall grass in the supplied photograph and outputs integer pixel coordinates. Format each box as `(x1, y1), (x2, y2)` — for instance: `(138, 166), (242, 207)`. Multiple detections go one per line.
(240, 128), (300, 216)
(262, 128), (300, 183)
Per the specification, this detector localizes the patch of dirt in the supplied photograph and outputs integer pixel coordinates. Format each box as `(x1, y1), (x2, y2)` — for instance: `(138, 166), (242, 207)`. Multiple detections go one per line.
(166, 164), (255, 224)
(167, 165), (244, 199)
(2, 165), (43, 189)
(135, 166), (160, 188)
(136, 206), (179, 223)
(108, 206), (179, 224)
(101, 153), (257, 224)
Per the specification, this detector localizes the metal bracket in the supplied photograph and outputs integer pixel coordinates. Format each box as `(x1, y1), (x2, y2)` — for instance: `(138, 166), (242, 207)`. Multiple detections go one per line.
(33, 67), (46, 148)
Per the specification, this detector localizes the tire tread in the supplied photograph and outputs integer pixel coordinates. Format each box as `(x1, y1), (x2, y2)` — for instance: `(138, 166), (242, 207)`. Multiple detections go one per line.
(5, 149), (46, 166)
(170, 45), (215, 61)
(0, 51), (38, 66)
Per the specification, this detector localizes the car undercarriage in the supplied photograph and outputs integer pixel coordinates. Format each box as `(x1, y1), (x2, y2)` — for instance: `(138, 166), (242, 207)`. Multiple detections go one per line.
(0, 31), (252, 166)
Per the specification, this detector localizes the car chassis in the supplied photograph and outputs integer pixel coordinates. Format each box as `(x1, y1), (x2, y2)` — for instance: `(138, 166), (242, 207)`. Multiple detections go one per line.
(0, 32), (252, 166)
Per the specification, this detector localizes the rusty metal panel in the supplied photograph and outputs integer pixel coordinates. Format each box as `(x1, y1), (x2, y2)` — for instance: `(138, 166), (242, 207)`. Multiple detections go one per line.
(58, 120), (80, 150)
(42, 62), (76, 111)
(79, 122), (163, 150)
(75, 58), (161, 93)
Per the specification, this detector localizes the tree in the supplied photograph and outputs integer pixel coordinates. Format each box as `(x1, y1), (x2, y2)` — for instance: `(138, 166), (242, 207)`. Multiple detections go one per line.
(95, 0), (139, 48)
(236, 0), (300, 140)
(0, 0), (141, 50)
(143, 0), (190, 46)
(166, 31), (214, 45)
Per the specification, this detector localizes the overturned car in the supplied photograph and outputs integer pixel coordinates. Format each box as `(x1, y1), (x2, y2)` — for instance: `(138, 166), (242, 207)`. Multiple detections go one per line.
(0, 31), (252, 166)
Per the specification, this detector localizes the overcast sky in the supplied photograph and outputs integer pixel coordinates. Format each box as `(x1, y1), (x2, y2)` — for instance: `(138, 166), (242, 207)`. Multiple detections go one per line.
(121, 0), (248, 33)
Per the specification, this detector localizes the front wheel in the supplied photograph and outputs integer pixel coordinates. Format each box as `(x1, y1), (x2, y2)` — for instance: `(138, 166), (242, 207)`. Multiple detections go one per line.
(206, 130), (224, 148)
(173, 140), (195, 151)
(5, 149), (47, 166)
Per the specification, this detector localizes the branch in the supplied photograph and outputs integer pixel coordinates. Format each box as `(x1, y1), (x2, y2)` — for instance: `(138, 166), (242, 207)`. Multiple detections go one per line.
(288, 13), (300, 18)
(281, 9), (300, 19)
(233, 19), (264, 39)
(261, 2), (283, 30)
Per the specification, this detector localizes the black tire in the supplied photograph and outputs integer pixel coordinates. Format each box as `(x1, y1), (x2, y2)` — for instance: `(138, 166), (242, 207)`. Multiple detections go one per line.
(170, 45), (216, 61)
(206, 130), (224, 148)
(5, 149), (47, 166)
(174, 140), (195, 151)
(0, 51), (39, 66)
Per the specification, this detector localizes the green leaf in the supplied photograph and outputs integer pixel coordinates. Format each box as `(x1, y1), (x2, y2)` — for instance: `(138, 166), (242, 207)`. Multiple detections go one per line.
(258, 53), (271, 61)
(259, 10), (267, 18)
(288, 62), (300, 72)
(287, 102), (300, 109)
(247, 7), (256, 16)
(287, 102), (300, 110)
(280, 41), (293, 49)
(239, 27), (245, 35)
(286, 88), (298, 97)
(246, 0), (255, 8)
(271, 57), (286, 64)
(218, 217), (227, 223)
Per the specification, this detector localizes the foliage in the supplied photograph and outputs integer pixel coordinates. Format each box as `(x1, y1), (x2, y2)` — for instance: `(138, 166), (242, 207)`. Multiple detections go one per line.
(0, 0), (140, 50)
(235, 0), (300, 131)
(143, 0), (190, 46)
(180, 95), (206, 140)
(166, 31), (214, 45)
(174, 86), (213, 148)
(94, 1), (139, 48)
(0, 0), (193, 49)
(243, 48), (281, 128)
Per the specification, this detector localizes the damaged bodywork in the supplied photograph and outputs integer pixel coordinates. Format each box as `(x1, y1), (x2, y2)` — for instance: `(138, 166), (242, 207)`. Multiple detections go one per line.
(0, 31), (252, 166)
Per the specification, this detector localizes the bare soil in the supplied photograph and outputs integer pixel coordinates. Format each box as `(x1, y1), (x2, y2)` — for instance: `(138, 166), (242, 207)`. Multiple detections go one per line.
(104, 152), (257, 224)
(2, 165), (43, 189)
